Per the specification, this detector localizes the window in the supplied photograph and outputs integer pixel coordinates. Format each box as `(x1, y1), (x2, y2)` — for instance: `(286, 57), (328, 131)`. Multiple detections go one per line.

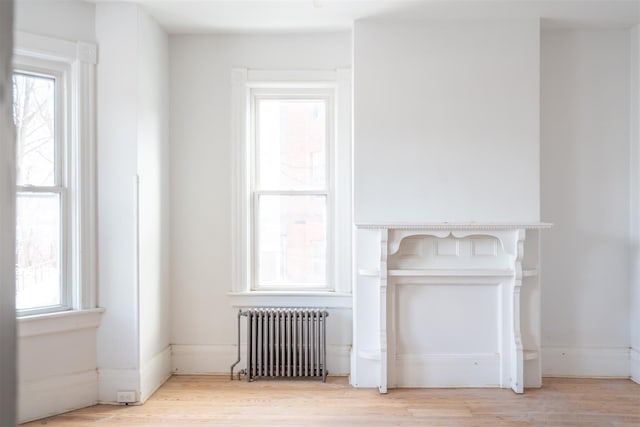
(14, 68), (67, 313)
(253, 92), (333, 290)
(231, 69), (351, 300)
(13, 32), (97, 316)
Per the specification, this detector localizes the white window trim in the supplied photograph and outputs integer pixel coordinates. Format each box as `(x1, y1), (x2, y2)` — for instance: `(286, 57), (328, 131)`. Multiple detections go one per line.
(229, 68), (352, 308)
(14, 32), (98, 317)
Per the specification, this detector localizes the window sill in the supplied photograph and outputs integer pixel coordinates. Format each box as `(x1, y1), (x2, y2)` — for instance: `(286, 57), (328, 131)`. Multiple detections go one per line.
(18, 308), (105, 338)
(227, 291), (352, 309)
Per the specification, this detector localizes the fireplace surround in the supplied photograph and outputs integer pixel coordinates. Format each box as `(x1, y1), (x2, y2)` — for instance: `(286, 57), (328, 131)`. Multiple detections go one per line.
(351, 223), (551, 393)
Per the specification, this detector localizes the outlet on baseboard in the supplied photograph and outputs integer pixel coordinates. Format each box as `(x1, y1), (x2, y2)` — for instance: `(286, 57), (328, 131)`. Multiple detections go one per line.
(116, 390), (137, 404)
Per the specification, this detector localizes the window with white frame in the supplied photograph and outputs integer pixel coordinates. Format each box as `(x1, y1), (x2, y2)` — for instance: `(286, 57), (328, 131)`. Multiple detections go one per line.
(252, 90), (333, 290)
(231, 69), (351, 298)
(13, 66), (68, 313)
(13, 32), (97, 316)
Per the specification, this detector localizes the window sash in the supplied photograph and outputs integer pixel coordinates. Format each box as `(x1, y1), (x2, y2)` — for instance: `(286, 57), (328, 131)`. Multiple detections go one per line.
(13, 64), (71, 316)
(253, 94), (331, 193)
(250, 89), (335, 291)
(15, 191), (68, 313)
(252, 192), (330, 290)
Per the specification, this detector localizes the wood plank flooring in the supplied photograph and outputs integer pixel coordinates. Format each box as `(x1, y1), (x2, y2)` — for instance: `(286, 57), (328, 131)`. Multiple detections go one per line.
(23, 376), (640, 426)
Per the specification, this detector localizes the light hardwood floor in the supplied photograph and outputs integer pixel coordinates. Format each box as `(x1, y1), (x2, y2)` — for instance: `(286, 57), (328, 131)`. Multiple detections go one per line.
(23, 376), (639, 426)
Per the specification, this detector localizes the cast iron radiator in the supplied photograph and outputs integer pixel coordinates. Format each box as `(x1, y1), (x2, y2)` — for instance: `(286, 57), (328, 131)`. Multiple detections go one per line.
(230, 308), (329, 382)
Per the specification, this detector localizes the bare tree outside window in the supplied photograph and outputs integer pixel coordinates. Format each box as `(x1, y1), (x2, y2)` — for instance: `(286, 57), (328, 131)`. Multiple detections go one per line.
(13, 72), (63, 311)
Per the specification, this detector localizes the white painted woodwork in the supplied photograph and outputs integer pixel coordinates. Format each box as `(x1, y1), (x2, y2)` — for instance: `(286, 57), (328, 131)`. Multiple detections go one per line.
(230, 67), (351, 295)
(13, 30), (99, 313)
(352, 224), (549, 393)
(0, 1), (16, 424)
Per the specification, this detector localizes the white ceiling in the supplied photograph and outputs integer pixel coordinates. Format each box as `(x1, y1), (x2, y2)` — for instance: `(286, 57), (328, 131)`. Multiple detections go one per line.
(89, 0), (640, 34)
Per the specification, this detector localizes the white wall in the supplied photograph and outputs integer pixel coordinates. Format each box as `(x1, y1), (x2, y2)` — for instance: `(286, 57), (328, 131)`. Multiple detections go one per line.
(169, 33), (352, 374)
(137, 7), (172, 401)
(353, 20), (540, 224)
(0, 1), (17, 425)
(15, 0), (95, 42)
(96, 3), (140, 400)
(96, 2), (171, 403)
(541, 29), (631, 377)
(631, 25), (640, 384)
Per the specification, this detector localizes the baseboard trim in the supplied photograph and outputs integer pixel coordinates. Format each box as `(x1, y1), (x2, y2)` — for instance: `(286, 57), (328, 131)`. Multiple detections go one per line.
(542, 346), (630, 378)
(140, 346), (172, 403)
(631, 347), (640, 384)
(98, 368), (140, 404)
(172, 344), (351, 376)
(18, 369), (98, 424)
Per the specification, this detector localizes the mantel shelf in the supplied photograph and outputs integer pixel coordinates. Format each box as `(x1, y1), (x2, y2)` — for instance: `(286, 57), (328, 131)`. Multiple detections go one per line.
(388, 268), (513, 277)
(355, 222), (552, 230)
(361, 268), (536, 278)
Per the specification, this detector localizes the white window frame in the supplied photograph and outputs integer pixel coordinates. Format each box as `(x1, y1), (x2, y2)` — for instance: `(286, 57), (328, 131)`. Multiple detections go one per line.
(14, 32), (98, 317)
(14, 61), (70, 314)
(251, 88), (334, 291)
(230, 69), (352, 308)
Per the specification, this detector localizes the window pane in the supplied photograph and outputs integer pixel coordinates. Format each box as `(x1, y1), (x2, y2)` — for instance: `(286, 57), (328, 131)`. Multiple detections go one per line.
(257, 195), (327, 287)
(16, 193), (61, 310)
(257, 99), (326, 190)
(13, 72), (56, 187)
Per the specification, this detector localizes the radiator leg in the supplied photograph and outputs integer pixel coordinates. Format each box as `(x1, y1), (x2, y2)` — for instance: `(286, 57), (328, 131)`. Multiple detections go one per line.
(248, 312), (254, 382)
(322, 311), (327, 382)
(230, 310), (243, 380)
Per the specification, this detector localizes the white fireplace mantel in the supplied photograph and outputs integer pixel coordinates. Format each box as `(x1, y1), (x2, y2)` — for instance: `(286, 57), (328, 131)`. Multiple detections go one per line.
(351, 222), (551, 394)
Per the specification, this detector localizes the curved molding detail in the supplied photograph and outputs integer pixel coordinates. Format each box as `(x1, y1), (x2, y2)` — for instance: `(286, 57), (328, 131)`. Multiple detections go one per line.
(387, 228), (522, 257)
(388, 230), (450, 256)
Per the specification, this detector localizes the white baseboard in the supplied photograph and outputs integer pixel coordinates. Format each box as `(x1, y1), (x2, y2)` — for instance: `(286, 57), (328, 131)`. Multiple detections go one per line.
(172, 344), (234, 375)
(98, 368), (140, 404)
(172, 344), (351, 376)
(394, 353), (501, 388)
(326, 344), (351, 375)
(632, 347), (640, 384)
(18, 369), (98, 424)
(542, 346), (630, 378)
(140, 346), (172, 402)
